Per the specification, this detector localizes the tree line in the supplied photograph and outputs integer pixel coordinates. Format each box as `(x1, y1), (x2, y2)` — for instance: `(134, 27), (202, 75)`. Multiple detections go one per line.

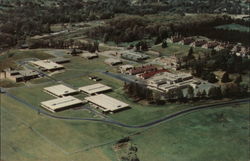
(123, 80), (249, 105)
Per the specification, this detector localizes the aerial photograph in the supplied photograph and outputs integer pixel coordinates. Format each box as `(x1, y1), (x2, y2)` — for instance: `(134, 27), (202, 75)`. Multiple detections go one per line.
(0, 0), (249, 161)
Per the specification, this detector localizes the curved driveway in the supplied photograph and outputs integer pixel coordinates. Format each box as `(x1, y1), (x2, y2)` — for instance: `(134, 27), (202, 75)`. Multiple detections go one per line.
(3, 91), (250, 128)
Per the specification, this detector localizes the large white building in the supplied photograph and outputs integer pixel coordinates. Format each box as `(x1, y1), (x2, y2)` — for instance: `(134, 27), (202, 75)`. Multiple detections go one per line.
(85, 94), (129, 113)
(147, 72), (197, 93)
(41, 96), (83, 113)
(30, 60), (64, 71)
(44, 84), (78, 97)
(79, 83), (112, 95)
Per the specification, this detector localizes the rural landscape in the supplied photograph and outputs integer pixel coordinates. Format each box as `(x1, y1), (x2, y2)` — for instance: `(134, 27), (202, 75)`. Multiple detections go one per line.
(0, 0), (250, 161)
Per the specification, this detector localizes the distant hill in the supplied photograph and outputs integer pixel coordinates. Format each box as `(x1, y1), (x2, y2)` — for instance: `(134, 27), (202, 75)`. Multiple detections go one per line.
(1, 0), (249, 14)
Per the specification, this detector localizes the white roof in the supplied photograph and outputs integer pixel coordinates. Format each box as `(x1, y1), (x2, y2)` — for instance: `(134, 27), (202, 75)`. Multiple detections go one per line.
(85, 94), (129, 112)
(79, 83), (112, 95)
(44, 84), (78, 97)
(105, 58), (122, 64)
(31, 60), (63, 70)
(41, 96), (83, 112)
(119, 64), (134, 69)
(80, 53), (98, 58)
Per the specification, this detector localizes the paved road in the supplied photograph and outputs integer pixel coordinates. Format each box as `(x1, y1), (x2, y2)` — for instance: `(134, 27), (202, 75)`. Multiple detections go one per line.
(2, 90), (250, 129)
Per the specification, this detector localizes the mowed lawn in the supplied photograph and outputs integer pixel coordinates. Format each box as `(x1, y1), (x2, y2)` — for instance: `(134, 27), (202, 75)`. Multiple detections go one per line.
(1, 94), (134, 161)
(151, 43), (210, 58)
(51, 56), (116, 81)
(131, 103), (249, 161)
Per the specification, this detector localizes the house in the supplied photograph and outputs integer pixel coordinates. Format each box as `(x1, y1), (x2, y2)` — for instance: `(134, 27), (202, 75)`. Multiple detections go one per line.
(191, 40), (207, 47)
(215, 42), (234, 51)
(231, 45), (242, 53)
(1, 68), (39, 82)
(169, 35), (183, 43)
(128, 65), (157, 75)
(119, 65), (134, 74)
(179, 37), (195, 45)
(104, 58), (122, 66)
(202, 41), (219, 49)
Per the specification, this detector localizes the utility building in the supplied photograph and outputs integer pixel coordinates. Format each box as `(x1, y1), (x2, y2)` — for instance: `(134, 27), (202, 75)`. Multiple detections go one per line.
(41, 96), (83, 113)
(44, 84), (78, 97)
(85, 94), (129, 113)
(79, 83), (112, 95)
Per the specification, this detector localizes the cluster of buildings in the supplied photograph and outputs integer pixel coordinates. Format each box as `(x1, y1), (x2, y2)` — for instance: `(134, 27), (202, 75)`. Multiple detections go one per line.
(1, 57), (70, 83)
(119, 64), (200, 94)
(41, 83), (129, 114)
(147, 72), (198, 93)
(169, 36), (250, 58)
(0, 68), (40, 82)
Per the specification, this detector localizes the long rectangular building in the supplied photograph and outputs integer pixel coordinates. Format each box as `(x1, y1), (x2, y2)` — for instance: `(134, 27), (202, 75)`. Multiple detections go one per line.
(85, 94), (129, 113)
(79, 83), (112, 95)
(30, 60), (64, 71)
(41, 96), (83, 113)
(44, 84), (78, 97)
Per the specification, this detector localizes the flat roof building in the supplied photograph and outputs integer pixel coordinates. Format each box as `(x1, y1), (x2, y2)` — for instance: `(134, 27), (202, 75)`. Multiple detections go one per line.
(44, 84), (78, 97)
(1, 68), (39, 82)
(80, 52), (98, 59)
(105, 58), (122, 66)
(121, 51), (149, 62)
(85, 94), (129, 113)
(30, 60), (64, 71)
(41, 96), (83, 113)
(50, 57), (70, 64)
(79, 83), (112, 95)
(119, 65), (134, 74)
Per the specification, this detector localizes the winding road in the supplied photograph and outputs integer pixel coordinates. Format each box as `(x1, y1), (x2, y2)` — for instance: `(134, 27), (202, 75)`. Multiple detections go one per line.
(3, 90), (250, 129)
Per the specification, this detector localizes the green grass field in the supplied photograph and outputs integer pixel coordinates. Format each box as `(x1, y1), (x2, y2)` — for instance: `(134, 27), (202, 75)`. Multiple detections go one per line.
(1, 47), (249, 161)
(151, 43), (210, 58)
(131, 103), (250, 161)
(1, 94), (134, 161)
(215, 23), (250, 33)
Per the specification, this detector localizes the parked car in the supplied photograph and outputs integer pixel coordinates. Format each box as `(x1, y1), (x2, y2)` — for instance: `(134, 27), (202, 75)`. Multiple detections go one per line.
(88, 76), (102, 81)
